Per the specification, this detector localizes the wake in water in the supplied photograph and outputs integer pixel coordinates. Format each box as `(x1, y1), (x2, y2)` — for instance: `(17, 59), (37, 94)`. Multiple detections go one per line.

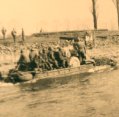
(0, 68), (119, 117)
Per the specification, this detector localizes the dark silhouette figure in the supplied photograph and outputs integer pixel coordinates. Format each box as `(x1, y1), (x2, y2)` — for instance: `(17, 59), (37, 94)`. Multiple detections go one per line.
(21, 28), (25, 42)
(1, 27), (7, 40)
(11, 29), (17, 43)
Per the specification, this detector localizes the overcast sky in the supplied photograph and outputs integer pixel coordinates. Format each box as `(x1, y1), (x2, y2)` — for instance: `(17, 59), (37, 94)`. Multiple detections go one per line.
(0, 0), (117, 35)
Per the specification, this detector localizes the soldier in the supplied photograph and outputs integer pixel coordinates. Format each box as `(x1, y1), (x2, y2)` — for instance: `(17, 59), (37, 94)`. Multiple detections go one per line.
(47, 47), (59, 69)
(17, 49), (30, 71)
(62, 40), (71, 58)
(21, 28), (25, 42)
(11, 29), (17, 43)
(73, 38), (86, 65)
(42, 48), (53, 70)
(29, 48), (38, 71)
(37, 49), (44, 71)
(40, 28), (43, 33)
(1, 27), (7, 40)
(57, 47), (69, 68)
(84, 31), (94, 48)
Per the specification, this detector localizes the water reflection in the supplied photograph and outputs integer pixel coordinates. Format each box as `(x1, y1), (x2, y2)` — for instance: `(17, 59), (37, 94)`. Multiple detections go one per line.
(19, 72), (92, 92)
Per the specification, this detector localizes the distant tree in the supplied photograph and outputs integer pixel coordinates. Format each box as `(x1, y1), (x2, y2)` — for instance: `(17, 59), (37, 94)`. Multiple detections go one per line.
(112, 0), (119, 29)
(91, 0), (98, 29)
(1, 27), (7, 40)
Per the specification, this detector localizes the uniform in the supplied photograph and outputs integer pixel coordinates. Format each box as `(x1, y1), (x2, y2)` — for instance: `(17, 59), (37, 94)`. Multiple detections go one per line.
(11, 29), (17, 43)
(17, 50), (30, 71)
(73, 41), (86, 64)
(21, 28), (25, 42)
(47, 47), (59, 69)
(41, 49), (53, 70)
(57, 48), (69, 68)
(1, 28), (6, 40)
(29, 49), (38, 70)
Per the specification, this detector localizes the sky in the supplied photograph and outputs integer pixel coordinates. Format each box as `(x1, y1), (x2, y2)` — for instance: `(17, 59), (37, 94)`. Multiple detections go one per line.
(0, 0), (117, 35)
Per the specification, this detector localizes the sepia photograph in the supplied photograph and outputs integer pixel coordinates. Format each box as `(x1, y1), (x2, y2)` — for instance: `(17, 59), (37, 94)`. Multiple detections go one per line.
(0, 0), (119, 117)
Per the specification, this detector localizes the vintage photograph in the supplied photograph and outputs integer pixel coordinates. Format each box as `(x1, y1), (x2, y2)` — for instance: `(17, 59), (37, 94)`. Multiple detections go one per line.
(0, 0), (119, 117)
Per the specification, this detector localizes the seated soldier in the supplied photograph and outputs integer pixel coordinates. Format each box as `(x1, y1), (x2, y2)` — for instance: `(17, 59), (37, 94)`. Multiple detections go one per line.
(62, 41), (71, 59)
(42, 48), (53, 70)
(57, 47), (69, 68)
(36, 49), (45, 71)
(37, 49), (52, 71)
(47, 47), (59, 69)
(29, 48), (38, 71)
(17, 49), (30, 71)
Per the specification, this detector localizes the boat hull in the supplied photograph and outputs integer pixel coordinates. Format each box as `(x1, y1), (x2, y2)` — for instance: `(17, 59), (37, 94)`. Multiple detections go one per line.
(7, 65), (111, 83)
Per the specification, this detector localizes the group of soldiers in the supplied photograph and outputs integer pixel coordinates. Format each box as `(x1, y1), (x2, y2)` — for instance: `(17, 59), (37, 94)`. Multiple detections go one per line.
(17, 38), (90, 72)
(0, 29), (95, 71)
(1, 27), (25, 43)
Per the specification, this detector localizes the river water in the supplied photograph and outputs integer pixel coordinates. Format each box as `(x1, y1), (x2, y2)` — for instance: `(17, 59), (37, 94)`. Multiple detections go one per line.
(0, 69), (119, 117)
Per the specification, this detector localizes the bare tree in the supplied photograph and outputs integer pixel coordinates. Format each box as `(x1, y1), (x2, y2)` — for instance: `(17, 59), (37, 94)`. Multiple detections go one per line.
(91, 0), (98, 29)
(112, 0), (119, 29)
